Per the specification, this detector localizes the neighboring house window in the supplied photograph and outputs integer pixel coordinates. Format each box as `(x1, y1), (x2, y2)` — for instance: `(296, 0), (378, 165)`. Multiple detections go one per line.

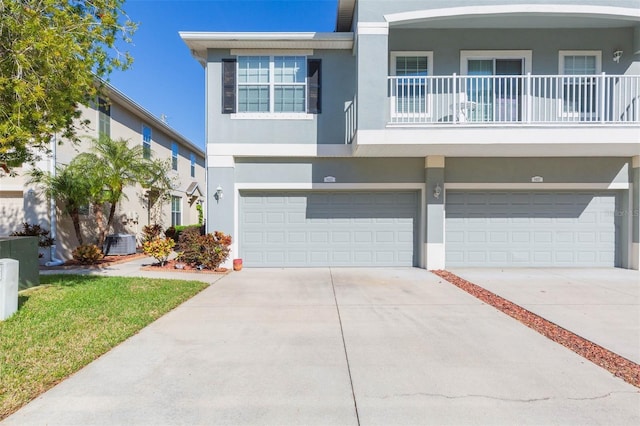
(171, 142), (178, 171)
(222, 56), (321, 115)
(97, 97), (110, 137)
(142, 125), (152, 159)
(390, 51), (433, 118)
(559, 51), (601, 118)
(190, 153), (196, 178)
(171, 196), (182, 227)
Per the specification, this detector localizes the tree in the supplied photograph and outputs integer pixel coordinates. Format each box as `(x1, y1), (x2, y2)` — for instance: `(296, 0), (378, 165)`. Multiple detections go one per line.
(74, 135), (174, 247)
(0, 0), (136, 170)
(28, 163), (92, 246)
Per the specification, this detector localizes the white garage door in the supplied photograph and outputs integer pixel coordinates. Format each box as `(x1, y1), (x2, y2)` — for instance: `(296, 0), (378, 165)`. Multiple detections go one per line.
(446, 191), (617, 267)
(240, 191), (419, 267)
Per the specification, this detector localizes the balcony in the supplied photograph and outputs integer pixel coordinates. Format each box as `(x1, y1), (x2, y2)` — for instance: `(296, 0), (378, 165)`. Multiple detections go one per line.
(388, 74), (639, 126)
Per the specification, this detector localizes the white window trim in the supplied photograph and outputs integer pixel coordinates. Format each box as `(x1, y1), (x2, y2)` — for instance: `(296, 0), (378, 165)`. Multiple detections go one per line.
(390, 51), (434, 120)
(460, 50), (533, 75)
(171, 195), (182, 227)
(233, 55), (309, 117)
(558, 50), (602, 119)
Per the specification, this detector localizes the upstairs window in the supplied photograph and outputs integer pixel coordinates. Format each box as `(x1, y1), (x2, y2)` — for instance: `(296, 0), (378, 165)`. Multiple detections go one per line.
(390, 52), (433, 118)
(559, 51), (601, 119)
(223, 56), (321, 116)
(190, 153), (196, 177)
(171, 142), (178, 171)
(97, 97), (110, 137)
(142, 125), (152, 159)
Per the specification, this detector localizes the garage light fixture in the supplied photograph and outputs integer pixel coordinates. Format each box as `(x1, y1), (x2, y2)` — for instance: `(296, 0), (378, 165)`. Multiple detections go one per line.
(433, 184), (442, 199)
(214, 185), (223, 202)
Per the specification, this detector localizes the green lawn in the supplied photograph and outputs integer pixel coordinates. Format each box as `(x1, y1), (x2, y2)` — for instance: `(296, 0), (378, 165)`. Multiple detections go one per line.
(0, 275), (207, 419)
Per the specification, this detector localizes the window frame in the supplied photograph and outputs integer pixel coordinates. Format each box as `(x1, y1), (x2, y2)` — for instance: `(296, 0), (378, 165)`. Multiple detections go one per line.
(97, 97), (111, 138)
(171, 196), (182, 227)
(142, 125), (152, 159)
(558, 50), (602, 119)
(230, 53), (315, 120)
(190, 153), (196, 178)
(171, 142), (178, 171)
(389, 51), (434, 120)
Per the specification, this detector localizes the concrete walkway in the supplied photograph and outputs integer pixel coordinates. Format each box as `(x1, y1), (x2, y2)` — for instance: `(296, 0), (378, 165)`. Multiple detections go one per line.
(4, 267), (640, 425)
(450, 268), (640, 364)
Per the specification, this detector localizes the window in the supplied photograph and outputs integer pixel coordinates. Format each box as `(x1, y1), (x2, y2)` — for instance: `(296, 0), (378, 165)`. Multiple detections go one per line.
(171, 196), (182, 227)
(559, 51), (601, 119)
(97, 97), (110, 137)
(222, 56), (321, 116)
(171, 142), (178, 171)
(190, 153), (196, 178)
(142, 125), (152, 159)
(390, 52), (433, 118)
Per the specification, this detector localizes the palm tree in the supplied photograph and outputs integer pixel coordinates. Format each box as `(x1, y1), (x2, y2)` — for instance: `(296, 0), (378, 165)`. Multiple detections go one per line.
(28, 164), (92, 246)
(75, 135), (172, 247)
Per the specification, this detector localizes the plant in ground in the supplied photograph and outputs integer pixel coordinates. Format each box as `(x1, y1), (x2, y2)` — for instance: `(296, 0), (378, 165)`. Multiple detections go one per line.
(72, 244), (104, 265)
(142, 237), (175, 266)
(10, 222), (54, 247)
(141, 224), (163, 243)
(177, 231), (232, 270)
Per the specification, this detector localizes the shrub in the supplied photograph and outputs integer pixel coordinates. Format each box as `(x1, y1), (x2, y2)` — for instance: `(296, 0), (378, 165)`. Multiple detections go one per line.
(10, 222), (55, 247)
(142, 237), (175, 266)
(165, 224), (201, 244)
(177, 231), (232, 270)
(142, 224), (163, 243)
(72, 244), (104, 265)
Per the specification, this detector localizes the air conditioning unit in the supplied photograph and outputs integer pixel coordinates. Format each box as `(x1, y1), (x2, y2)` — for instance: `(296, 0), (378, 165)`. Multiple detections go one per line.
(103, 234), (136, 255)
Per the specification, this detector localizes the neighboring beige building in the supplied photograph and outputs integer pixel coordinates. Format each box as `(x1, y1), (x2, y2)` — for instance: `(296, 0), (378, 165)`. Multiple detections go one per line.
(0, 83), (206, 263)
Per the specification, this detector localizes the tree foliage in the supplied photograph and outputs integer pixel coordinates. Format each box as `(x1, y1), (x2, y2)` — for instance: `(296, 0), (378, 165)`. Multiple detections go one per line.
(0, 0), (136, 169)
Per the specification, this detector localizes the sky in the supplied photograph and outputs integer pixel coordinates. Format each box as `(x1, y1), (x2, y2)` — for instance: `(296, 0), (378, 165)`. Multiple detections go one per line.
(108, 0), (340, 151)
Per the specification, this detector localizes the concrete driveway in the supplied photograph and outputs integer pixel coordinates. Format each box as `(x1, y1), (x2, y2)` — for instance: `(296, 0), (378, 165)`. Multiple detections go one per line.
(450, 268), (640, 364)
(3, 268), (639, 425)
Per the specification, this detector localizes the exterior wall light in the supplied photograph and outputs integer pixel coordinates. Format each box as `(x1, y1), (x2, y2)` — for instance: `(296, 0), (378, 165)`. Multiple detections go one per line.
(214, 185), (224, 201)
(433, 184), (442, 199)
(613, 50), (623, 63)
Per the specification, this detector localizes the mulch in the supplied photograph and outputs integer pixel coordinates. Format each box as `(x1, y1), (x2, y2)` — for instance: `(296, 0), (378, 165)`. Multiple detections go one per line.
(40, 252), (147, 270)
(432, 269), (640, 389)
(140, 259), (230, 274)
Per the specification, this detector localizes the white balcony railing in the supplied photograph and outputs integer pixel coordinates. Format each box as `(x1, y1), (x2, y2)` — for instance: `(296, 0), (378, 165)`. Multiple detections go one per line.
(388, 74), (640, 125)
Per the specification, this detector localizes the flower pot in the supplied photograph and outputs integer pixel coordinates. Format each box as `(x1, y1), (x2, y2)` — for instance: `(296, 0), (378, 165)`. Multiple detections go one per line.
(233, 258), (243, 271)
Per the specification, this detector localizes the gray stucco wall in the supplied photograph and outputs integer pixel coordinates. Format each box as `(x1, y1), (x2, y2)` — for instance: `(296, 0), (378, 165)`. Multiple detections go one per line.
(445, 157), (630, 184)
(356, 0), (640, 22)
(389, 28), (636, 76)
(234, 157), (425, 183)
(206, 49), (356, 146)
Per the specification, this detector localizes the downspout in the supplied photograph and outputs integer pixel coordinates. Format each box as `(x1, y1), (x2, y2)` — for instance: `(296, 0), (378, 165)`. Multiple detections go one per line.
(45, 135), (65, 267)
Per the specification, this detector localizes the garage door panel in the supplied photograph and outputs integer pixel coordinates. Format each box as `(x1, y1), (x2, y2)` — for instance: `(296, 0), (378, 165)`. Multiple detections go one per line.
(446, 191), (616, 267)
(241, 191), (418, 267)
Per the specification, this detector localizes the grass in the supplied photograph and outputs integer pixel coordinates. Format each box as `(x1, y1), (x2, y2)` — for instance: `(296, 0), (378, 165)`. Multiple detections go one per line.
(0, 275), (208, 420)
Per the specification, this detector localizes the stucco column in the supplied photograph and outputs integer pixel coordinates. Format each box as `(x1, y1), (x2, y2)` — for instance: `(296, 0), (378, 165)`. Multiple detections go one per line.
(632, 156), (639, 270)
(207, 155), (236, 266)
(425, 156), (445, 270)
(356, 22), (389, 130)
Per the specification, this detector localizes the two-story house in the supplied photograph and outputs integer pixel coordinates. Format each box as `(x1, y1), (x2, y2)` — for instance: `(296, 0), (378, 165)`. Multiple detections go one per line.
(182, 0), (640, 270)
(0, 83), (206, 263)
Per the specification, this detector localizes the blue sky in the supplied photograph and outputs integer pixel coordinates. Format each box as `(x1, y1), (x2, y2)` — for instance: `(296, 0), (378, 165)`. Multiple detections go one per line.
(108, 0), (339, 151)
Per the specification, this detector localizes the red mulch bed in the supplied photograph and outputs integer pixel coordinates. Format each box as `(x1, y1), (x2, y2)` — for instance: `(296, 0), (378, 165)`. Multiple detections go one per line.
(140, 259), (229, 274)
(433, 270), (640, 389)
(41, 252), (147, 270)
